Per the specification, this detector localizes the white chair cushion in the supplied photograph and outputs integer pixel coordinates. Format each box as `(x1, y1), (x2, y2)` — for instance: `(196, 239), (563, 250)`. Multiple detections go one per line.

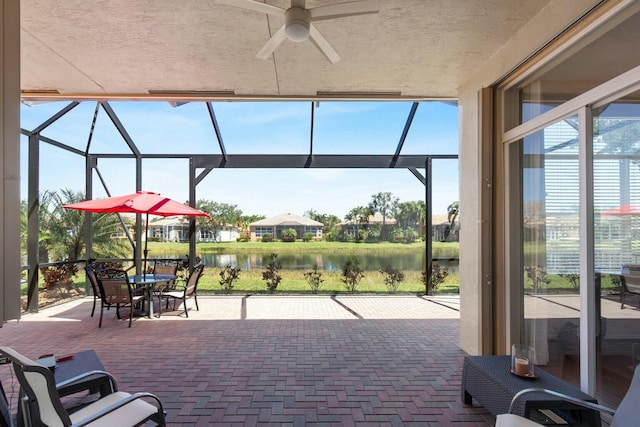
(495, 413), (543, 427)
(163, 291), (184, 298)
(69, 391), (158, 426)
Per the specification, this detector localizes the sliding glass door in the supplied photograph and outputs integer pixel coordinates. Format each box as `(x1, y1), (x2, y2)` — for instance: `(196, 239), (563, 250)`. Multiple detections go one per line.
(517, 116), (583, 382)
(592, 90), (640, 407)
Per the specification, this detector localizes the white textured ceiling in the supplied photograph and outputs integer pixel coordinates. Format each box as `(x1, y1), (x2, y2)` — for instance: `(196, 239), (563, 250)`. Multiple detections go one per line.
(21, 0), (553, 101)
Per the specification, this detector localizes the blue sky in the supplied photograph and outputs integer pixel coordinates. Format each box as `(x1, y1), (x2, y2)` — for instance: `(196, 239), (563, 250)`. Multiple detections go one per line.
(20, 101), (459, 218)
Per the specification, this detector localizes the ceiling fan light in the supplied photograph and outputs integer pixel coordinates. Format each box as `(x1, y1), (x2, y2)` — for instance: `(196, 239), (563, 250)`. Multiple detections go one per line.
(286, 22), (309, 41)
(285, 7), (311, 42)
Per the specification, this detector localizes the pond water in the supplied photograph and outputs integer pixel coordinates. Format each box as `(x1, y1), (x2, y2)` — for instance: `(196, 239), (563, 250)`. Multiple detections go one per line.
(160, 251), (458, 272)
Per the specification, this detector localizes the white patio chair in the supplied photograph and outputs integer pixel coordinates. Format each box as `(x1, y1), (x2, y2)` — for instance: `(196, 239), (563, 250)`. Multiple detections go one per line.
(0, 347), (166, 427)
(496, 364), (640, 427)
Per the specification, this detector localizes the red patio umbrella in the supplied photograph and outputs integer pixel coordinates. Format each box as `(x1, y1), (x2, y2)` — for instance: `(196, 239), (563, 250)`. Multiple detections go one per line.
(64, 191), (209, 274)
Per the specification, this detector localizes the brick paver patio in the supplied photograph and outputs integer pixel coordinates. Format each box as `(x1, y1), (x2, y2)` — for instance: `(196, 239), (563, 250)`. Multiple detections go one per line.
(0, 295), (493, 426)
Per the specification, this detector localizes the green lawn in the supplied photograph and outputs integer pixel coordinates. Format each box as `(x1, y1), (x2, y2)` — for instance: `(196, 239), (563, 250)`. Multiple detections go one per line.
(200, 267), (459, 295)
(28, 240), (460, 297)
(146, 240), (460, 294)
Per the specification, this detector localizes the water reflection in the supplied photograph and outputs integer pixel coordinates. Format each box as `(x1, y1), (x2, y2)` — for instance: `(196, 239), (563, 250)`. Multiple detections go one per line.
(162, 251), (458, 272)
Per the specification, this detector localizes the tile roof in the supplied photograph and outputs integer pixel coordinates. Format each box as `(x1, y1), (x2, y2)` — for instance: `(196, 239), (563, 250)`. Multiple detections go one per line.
(250, 213), (323, 227)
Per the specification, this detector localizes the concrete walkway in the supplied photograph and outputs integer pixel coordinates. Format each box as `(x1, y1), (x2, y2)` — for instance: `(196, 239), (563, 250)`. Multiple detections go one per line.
(0, 295), (492, 426)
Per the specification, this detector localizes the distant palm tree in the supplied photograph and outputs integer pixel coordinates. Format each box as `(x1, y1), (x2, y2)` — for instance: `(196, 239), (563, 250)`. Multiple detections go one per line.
(395, 200), (424, 231)
(345, 206), (373, 237)
(446, 201), (460, 241)
(369, 192), (399, 241)
(447, 201), (459, 225)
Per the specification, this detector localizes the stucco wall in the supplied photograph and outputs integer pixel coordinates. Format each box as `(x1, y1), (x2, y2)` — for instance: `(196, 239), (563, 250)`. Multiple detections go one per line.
(1, 0), (22, 322)
(456, 0), (601, 355)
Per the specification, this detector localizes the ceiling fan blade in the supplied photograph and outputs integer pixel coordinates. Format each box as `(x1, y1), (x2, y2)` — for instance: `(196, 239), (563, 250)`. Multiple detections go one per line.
(310, 0), (379, 22)
(215, 0), (285, 17)
(256, 25), (287, 60)
(308, 24), (340, 64)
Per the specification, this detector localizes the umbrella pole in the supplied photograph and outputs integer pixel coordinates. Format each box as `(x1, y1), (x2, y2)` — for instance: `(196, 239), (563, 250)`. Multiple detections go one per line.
(143, 212), (149, 278)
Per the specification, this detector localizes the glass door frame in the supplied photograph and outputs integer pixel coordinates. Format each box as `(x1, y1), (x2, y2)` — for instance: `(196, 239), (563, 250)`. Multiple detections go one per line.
(499, 64), (640, 394)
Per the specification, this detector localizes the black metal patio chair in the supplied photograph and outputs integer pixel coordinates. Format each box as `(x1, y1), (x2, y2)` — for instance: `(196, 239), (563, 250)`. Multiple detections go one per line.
(95, 268), (144, 328)
(158, 263), (204, 318)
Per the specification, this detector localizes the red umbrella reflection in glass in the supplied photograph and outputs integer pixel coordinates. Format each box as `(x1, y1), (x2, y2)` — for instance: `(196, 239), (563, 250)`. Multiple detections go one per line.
(64, 191), (209, 273)
(601, 204), (640, 216)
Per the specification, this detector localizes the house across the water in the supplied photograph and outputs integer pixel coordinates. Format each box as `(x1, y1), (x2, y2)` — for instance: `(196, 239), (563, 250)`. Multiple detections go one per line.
(249, 213), (323, 241)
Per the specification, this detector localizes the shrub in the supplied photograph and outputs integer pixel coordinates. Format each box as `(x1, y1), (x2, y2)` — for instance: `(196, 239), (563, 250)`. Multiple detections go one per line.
(403, 228), (419, 243)
(366, 227), (380, 242)
(304, 264), (324, 293)
(219, 264), (241, 293)
(357, 229), (366, 242)
(236, 232), (250, 242)
(390, 228), (405, 243)
(338, 231), (355, 242)
(559, 273), (580, 290)
(262, 253), (282, 293)
(380, 265), (405, 293)
(323, 230), (338, 242)
(341, 256), (364, 293)
(609, 273), (623, 292)
(303, 232), (314, 242)
(524, 265), (550, 292)
(40, 263), (78, 290)
(281, 228), (297, 242)
(422, 263), (449, 295)
(261, 233), (274, 242)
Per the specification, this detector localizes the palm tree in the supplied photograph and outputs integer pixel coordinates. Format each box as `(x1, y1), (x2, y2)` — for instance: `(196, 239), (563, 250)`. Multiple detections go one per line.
(238, 214), (265, 236)
(447, 201), (459, 225)
(345, 206), (373, 238)
(395, 200), (424, 232)
(369, 192), (399, 241)
(39, 189), (129, 261)
(446, 201), (460, 241)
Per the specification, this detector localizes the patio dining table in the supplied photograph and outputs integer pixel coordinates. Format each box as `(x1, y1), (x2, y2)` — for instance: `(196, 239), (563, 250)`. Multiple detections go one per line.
(128, 274), (177, 318)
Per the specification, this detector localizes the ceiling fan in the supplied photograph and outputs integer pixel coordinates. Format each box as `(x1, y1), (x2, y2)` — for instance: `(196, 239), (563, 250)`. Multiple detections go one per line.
(215, 0), (379, 63)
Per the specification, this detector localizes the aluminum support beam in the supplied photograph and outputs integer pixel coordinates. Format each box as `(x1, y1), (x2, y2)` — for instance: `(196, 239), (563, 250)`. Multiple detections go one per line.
(81, 153), (457, 165)
(207, 102), (227, 161)
(408, 167), (426, 185)
(189, 158), (197, 272)
(426, 158), (433, 295)
(85, 102), (100, 154)
(100, 101), (141, 157)
(89, 156), (136, 249)
(31, 102), (79, 135)
(306, 102), (315, 168)
(390, 102), (419, 168)
(135, 157), (142, 273)
(192, 154), (454, 169)
(27, 135), (40, 312)
(195, 168), (213, 186)
(33, 134), (85, 156)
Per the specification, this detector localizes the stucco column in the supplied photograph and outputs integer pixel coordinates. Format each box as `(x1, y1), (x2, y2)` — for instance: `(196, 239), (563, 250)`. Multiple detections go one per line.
(458, 89), (484, 355)
(456, 0), (600, 355)
(1, 0), (22, 323)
